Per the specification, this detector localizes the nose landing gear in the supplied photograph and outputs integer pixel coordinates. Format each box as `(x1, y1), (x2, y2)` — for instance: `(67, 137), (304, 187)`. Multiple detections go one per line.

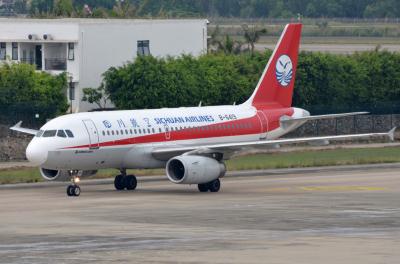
(67, 173), (81, 197)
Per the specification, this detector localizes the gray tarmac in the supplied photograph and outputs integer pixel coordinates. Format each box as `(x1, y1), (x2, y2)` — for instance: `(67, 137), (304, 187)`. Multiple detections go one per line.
(0, 165), (399, 263)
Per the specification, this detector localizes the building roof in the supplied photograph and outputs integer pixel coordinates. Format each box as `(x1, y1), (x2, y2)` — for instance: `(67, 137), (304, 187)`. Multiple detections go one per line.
(0, 18), (208, 25)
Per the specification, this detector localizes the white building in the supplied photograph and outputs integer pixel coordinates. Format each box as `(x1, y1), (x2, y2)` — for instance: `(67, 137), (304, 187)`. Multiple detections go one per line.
(0, 18), (208, 112)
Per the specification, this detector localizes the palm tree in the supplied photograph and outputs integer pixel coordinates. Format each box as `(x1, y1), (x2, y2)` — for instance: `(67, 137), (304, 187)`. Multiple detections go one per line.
(242, 24), (267, 54)
(218, 35), (243, 55)
(208, 26), (243, 54)
(113, 0), (136, 17)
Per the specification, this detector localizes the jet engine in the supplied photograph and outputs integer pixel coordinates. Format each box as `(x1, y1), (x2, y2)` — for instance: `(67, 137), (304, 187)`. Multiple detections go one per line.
(39, 168), (97, 181)
(166, 155), (226, 184)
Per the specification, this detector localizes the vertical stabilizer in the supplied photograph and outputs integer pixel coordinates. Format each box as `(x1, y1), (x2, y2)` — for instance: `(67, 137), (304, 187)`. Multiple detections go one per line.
(244, 23), (302, 108)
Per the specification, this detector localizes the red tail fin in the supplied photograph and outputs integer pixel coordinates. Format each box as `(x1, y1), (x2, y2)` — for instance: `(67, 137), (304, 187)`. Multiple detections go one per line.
(244, 23), (302, 108)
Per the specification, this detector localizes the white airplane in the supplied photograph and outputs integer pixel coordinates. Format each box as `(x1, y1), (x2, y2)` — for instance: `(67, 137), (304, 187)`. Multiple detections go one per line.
(11, 23), (394, 196)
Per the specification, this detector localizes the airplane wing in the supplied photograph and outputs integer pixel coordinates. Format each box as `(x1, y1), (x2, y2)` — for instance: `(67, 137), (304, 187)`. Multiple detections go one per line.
(10, 121), (38, 135)
(280, 112), (368, 129)
(152, 128), (396, 161)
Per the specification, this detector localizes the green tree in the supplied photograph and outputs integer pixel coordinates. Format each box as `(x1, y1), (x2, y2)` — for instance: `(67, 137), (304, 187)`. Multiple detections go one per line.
(82, 82), (111, 109)
(242, 25), (267, 54)
(212, 35), (243, 55)
(0, 63), (68, 124)
(53, 0), (74, 16)
(101, 50), (400, 114)
(111, 0), (136, 17)
(29, 0), (54, 15)
(21, 0), (400, 19)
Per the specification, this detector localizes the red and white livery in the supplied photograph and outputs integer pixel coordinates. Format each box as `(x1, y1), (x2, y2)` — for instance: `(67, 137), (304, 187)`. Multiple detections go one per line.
(11, 24), (394, 196)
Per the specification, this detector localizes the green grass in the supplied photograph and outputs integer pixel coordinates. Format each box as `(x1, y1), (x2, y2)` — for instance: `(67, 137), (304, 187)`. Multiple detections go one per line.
(1, 146), (399, 185)
(225, 146), (400, 171)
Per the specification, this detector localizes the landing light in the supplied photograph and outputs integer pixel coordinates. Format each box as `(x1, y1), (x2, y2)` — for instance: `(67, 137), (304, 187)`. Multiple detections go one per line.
(73, 177), (80, 184)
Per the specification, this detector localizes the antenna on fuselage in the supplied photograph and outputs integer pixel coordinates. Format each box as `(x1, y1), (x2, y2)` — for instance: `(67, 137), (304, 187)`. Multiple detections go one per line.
(198, 101), (202, 107)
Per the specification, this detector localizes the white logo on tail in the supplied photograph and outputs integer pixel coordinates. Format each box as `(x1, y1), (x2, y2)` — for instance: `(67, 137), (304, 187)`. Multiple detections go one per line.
(275, 55), (293, 87)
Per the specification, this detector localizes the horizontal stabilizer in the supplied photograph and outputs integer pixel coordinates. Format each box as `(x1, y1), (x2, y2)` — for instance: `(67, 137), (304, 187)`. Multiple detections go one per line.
(10, 121), (38, 135)
(280, 111), (369, 129)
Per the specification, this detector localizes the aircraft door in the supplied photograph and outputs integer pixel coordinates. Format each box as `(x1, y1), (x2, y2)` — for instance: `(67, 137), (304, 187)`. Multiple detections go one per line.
(256, 111), (269, 140)
(82, 119), (100, 149)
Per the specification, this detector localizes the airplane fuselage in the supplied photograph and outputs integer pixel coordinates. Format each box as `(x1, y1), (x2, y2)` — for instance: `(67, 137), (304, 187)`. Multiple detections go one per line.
(27, 104), (308, 171)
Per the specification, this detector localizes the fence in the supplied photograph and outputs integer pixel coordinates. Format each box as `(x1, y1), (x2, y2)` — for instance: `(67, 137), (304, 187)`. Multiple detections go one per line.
(0, 104), (58, 129)
(287, 114), (400, 138)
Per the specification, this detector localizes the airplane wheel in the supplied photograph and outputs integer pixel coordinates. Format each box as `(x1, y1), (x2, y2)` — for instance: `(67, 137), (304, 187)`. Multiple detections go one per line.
(67, 185), (80, 196)
(114, 175), (125, 190)
(73, 186), (81, 196)
(67, 185), (74, 196)
(208, 179), (221, 192)
(198, 183), (209, 192)
(125, 175), (137, 190)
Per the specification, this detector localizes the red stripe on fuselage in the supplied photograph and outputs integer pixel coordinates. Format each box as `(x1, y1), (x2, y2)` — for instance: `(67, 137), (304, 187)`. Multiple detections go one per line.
(64, 107), (293, 149)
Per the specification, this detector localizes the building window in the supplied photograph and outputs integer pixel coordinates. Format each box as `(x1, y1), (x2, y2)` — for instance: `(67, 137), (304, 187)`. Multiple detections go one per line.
(68, 43), (74, 60)
(137, 40), (150, 56)
(12, 43), (18, 60)
(0, 43), (6, 60)
(69, 82), (75, 100)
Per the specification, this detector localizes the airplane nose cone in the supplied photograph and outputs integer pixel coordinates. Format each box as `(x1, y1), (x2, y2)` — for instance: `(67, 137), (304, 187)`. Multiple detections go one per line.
(26, 140), (47, 166)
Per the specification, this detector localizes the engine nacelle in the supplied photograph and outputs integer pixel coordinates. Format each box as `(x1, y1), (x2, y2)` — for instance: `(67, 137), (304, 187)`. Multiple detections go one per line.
(166, 155), (226, 184)
(39, 168), (97, 181)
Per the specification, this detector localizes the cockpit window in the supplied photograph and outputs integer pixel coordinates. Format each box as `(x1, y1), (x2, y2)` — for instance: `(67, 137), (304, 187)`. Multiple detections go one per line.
(57, 130), (67, 138)
(42, 130), (57, 137)
(36, 130), (44, 137)
(65, 130), (74, 138)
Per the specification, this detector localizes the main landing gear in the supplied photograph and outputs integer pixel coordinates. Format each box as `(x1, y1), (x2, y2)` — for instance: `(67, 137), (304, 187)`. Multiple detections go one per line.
(198, 179), (221, 193)
(114, 169), (137, 191)
(67, 174), (81, 197)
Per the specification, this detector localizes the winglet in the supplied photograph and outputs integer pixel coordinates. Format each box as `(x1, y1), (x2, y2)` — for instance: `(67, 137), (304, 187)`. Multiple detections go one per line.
(10, 121), (39, 135)
(12, 121), (23, 128)
(388, 127), (396, 141)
